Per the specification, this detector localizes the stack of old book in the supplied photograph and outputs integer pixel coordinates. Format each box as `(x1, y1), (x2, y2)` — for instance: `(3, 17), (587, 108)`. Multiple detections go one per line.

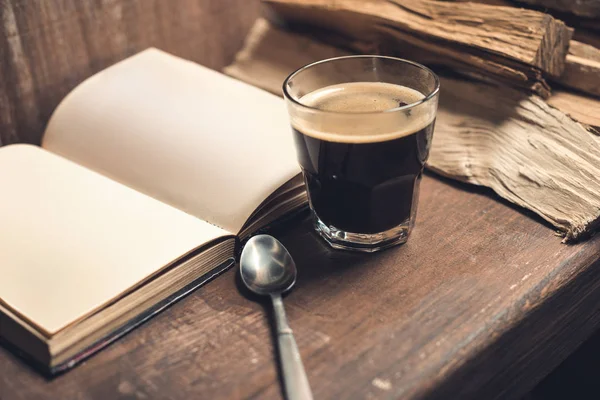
(225, 0), (600, 242)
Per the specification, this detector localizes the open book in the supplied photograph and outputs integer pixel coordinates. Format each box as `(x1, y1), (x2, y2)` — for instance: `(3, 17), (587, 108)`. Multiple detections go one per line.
(0, 48), (305, 374)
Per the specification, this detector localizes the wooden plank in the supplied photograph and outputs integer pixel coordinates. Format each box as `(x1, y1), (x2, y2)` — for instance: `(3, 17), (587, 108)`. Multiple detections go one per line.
(453, 0), (600, 33)
(264, 0), (572, 75)
(2, 174), (600, 400)
(558, 40), (600, 97)
(374, 24), (552, 98)
(0, 0), (260, 146)
(263, 0), (572, 88)
(547, 90), (600, 129)
(225, 20), (600, 241)
(420, 3), (600, 108)
(428, 78), (600, 242)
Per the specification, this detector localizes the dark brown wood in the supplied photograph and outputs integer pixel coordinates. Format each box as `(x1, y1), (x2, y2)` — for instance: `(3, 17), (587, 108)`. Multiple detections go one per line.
(0, 0), (261, 146)
(518, 0), (600, 18)
(529, 328), (600, 399)
(456, 0), (600, 17)
(575, 29), (600, 50)
(2, 175), (600, 400)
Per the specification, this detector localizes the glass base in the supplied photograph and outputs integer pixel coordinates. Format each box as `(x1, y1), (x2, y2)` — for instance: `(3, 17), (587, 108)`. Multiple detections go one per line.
(313, 211), (410, 253)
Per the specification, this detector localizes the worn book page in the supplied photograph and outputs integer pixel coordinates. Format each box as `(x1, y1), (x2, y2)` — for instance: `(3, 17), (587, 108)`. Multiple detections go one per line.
(43, 48), (300, 234)
(0, 145), (230, 336)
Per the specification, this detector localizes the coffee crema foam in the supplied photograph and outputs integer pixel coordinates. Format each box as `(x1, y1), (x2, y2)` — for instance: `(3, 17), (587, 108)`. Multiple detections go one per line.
(293, 82), (435, 143)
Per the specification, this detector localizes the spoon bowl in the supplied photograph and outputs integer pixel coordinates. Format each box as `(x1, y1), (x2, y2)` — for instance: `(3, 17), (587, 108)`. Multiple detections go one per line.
(239, 234), (313, 400)
(240, 234), (296, 296)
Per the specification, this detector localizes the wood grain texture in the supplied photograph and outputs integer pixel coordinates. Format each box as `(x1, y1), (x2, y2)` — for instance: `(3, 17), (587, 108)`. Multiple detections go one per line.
(2, 175), (600, 400)
(450, 0), (600, 34)
(0, 0), (260, 146)
(547, 90), (600, 128)
(225, 19), (600, 241)
(428, 78), (600, 242)
(374, 32), (600, 128)
(558, 40), (600, 97)
(374, 24), (552, 98)
(263, 0), (572, 91)
(265, 0), (571, 74)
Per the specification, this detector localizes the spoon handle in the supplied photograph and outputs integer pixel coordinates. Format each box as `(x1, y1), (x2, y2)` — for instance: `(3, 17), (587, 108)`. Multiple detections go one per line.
(271, 294), (314, 400)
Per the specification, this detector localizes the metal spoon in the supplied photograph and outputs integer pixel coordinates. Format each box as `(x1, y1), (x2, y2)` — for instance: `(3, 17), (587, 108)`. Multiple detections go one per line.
(240, 234), (313, 400)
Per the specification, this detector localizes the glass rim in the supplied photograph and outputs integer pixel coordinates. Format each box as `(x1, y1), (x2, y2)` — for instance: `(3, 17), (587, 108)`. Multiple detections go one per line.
(282, 55), (440, 116)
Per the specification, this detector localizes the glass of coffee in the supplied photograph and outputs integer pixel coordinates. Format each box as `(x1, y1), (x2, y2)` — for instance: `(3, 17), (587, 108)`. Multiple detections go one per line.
(283, 55), (439, 252)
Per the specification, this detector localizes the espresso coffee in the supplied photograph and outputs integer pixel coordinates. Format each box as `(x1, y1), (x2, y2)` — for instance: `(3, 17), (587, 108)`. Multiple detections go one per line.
(292, 82), (435, 234)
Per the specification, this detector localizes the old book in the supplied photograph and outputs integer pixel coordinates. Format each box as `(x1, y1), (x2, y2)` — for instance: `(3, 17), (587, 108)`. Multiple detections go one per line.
(0, 48), (306, 374)
(263, 0), (572, 97)
(225, 19), (600, 241)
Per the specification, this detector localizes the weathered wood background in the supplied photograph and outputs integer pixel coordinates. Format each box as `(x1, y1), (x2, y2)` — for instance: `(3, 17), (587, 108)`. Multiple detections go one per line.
(0, 0), (260, 145)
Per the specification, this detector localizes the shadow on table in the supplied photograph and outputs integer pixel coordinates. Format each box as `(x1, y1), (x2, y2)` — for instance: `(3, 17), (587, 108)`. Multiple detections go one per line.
(526, 327), (600, 400)
(235, 209), (390, 302)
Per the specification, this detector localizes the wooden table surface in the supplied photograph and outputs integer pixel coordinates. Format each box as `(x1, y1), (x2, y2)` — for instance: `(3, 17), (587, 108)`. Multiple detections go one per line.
(2, 1), (600, 399)
(2, 174), (600, 400)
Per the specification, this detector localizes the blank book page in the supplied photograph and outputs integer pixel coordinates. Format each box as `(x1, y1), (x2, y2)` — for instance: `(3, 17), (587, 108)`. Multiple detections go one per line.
(43, 48), (300, 234)
(0, 145), (229, 336)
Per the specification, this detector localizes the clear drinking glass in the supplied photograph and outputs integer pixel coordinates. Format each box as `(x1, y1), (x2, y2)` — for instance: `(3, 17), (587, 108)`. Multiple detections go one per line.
(283, 55), (440, 252)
